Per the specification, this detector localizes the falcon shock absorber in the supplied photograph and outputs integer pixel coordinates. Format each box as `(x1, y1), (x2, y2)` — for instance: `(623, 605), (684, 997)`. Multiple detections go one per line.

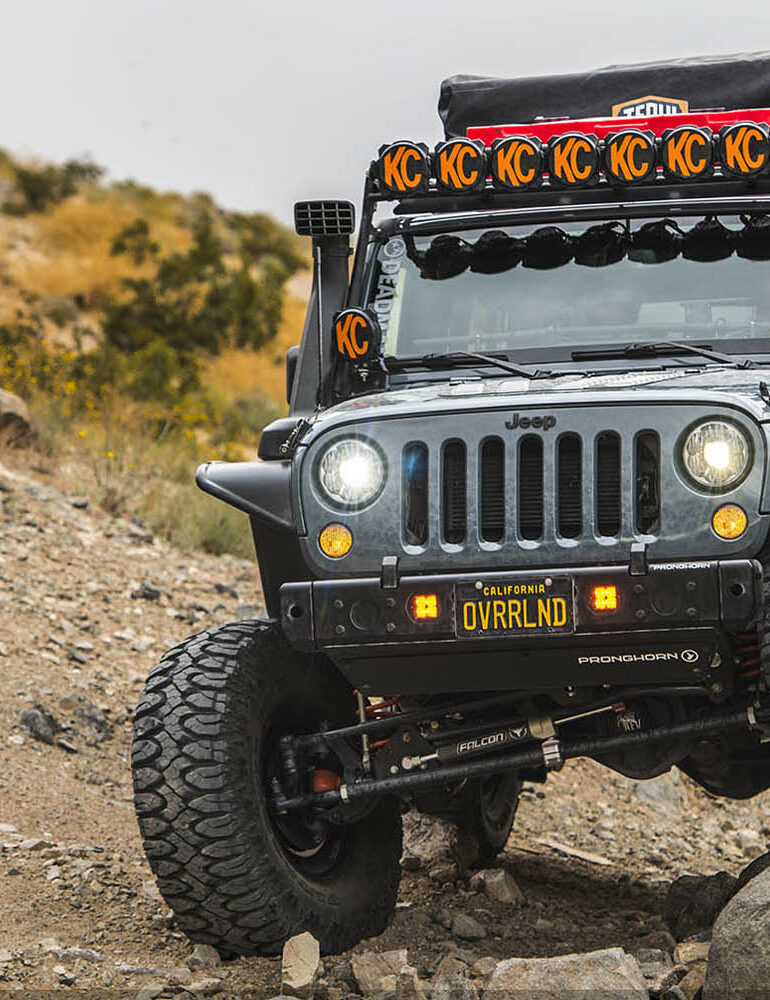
(399, 703), (623, 771)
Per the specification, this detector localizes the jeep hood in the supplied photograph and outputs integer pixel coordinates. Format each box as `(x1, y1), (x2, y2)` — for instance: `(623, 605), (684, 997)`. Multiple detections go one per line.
(303, 366), (770, 443)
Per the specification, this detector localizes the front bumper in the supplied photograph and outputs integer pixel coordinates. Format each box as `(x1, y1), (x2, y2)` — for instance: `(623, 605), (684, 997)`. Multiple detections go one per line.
(280, 559), (762, 694)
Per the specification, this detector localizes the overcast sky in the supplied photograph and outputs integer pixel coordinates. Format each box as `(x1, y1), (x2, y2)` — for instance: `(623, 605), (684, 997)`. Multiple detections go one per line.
(1, 1), (769, 224)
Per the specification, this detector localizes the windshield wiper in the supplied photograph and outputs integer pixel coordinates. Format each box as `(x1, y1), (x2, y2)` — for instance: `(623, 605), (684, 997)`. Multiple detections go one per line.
(572, 341), (754, 369)
(385, 351), (552, 379)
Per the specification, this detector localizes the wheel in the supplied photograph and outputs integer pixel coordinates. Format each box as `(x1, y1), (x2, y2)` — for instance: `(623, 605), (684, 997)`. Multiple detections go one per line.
(131, 620), (402, 956)
(415, 771), (521, 863)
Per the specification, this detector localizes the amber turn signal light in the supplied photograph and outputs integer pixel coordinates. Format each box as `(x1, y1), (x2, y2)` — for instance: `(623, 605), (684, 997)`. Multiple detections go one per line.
(319, 523), (353, 558)
(712, 504), (747, 540)
(411, 593), (439, 620)
(591, 585), (618, 611)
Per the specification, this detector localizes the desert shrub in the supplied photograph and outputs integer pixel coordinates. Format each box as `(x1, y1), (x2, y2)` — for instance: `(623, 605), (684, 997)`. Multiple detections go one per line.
(3, 158), (104, 214)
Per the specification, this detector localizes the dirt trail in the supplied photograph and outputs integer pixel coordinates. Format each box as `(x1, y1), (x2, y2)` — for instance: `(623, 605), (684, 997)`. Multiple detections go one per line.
(1, 455), (769, 997)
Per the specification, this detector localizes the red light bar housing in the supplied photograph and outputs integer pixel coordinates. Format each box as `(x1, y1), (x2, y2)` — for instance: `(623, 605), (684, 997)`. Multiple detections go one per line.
(466, 108), (770, 145)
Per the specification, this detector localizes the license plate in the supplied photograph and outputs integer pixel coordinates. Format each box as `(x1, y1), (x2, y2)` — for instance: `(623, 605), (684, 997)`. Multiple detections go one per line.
(456, 576), (574, 638)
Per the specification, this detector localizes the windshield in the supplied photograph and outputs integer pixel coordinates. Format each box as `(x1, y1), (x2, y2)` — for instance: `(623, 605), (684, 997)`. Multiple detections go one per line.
(368, 215), (770, 363)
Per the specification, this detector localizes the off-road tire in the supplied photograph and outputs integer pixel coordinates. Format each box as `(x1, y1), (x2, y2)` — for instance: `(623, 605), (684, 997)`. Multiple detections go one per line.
(132, 620), (402, 956)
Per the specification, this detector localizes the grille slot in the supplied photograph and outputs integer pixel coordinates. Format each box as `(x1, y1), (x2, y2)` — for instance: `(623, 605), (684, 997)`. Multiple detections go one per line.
(403, 443), (429, 546)
(558, 434), (582, 538)
(293, 200), (355, 237)
(636, 431), (661, 534)
(480, 437), (505, 542)
(442, 440), (467, 544)
(596, 432), (621, 536)
(518, 436), (544, 540)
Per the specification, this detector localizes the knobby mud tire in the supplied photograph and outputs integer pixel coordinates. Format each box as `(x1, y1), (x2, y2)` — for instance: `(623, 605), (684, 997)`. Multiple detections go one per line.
(132, 620), (402, 955)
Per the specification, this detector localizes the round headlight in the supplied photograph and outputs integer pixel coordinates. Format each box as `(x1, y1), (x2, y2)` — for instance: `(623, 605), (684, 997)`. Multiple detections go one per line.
(317, 439), (386, 507)
(681, 420), (751, 491)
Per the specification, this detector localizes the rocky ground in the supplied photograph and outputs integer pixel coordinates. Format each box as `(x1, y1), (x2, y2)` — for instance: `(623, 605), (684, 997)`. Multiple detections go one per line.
(1, 453), (770, 998)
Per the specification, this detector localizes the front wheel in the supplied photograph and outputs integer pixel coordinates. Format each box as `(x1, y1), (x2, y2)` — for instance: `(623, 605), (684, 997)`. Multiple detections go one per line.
(132, 621), (402, 956)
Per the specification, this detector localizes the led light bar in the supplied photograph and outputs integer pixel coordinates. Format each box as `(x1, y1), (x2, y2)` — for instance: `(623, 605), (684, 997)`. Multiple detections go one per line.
(373, 111), (770, 198)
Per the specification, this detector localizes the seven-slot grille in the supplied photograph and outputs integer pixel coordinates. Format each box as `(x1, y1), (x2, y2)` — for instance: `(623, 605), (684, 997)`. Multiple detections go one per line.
(403, 430), (659, 547)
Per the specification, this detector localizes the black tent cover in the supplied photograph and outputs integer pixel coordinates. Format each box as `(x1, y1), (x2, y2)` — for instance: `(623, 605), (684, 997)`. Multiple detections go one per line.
(439, 52), (770, 138)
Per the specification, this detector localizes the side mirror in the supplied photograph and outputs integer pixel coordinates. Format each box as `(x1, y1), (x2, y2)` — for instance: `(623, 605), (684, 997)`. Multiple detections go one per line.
(286, 346), (300, 405)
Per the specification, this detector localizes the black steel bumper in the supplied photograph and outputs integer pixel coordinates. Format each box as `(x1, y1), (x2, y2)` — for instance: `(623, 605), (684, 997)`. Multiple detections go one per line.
(280, 559), (762, 694)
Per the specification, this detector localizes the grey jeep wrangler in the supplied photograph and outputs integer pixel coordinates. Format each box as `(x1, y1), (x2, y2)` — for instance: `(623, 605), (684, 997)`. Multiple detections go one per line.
(133, 53), (770, 956)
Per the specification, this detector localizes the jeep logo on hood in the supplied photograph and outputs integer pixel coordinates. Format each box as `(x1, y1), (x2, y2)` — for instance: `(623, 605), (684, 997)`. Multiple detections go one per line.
(505, 413), (557, 430)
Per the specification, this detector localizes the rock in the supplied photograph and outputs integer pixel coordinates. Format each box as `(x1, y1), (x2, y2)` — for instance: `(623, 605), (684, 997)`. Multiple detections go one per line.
(435, 956), (469, 981)
(451, 914), (486, 941)
(621, 770), (687, 816)
(401, 811), (479, 874)
(188, 977), (224, 997)
(468, 869), (524, 904)
(19, 838), (53, 851)
(51, 946), (104, 963)
(635, 929), (677, 953)
(186, 944), (221, 970)
(703, 867), (770, 998)
(0, 825), (17, 834)
(395, 965), (428, 1000)
(673, 940), (710, 966)
(632, 947), (673, 979)
(677, 963), (706, 1000)
(664, 871), (737, 940)
(134, 581), (162, 601)
(428, 863), (459, 884)
(136, 987), (165, 1000)
(483, 948), (648, 999)
(433, 974), (478, 1000)
(281, 932), (320, 999)
(735, 827), (764, 859)
(0, 950), (13, 964)
(52, 964), (77, 986)
(68, 496), (89, 509)
(738, 849), (770, 889)
(0, 389), (36, 448)
(470, 958), (497, 979)
(429, 907), (453, 930)
(19, 705), (60, 745)
(351, 950), (408, 996)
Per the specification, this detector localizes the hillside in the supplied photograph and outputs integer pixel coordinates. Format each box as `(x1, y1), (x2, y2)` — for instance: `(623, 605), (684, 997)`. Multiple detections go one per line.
(0, 148), (310, 557)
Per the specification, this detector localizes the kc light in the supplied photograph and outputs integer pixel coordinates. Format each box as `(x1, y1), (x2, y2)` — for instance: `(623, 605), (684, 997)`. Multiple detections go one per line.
(317, 439), (386, 508)
(712, 504), (748, 540)
(681, 420), (751, 491)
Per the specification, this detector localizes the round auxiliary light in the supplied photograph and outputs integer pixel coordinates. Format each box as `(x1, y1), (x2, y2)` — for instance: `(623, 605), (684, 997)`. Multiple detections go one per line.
(681, 420), (751, 491)
(317, 438), (386, 508)
(319, 523), (353, 559)
(712, 504), (748, 540)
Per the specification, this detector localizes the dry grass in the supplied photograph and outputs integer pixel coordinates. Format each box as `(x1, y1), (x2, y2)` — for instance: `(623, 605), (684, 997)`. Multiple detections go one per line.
(4, 193), (193, 313)
(204, 293), (307, 407)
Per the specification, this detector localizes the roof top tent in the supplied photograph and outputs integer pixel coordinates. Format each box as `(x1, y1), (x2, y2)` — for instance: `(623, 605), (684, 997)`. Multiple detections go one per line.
(439, 51), (770, 138)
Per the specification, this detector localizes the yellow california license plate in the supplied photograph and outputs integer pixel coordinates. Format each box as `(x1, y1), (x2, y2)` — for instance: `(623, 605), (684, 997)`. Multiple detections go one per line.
(456, 576), (574, 638)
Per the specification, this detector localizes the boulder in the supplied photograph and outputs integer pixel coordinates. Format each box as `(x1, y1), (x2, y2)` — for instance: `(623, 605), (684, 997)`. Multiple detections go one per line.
(483, 948), (648, 999)
(620, 770), (687, 816)
(673, 940), (710, 966)
(451, 914), (486, 941)
(281, 932), (320, 999)
(677, 963), (706, 1000)
(664, 871), (737, 940)
(401, 811), (479, 875)
(351, 949), (408, 996)
(395, 965), (428, 1000)
(0, 389), (36, 448)
(737, 849), (770, 890)
(704, 867), (770, 999)
(433, 973), (479, 1000)
(468, 869), (524, 904)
